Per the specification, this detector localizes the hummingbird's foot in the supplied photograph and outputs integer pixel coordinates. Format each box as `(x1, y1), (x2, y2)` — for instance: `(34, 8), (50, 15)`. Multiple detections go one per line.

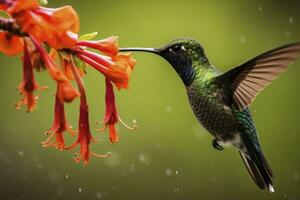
(212, 139), (224, 151)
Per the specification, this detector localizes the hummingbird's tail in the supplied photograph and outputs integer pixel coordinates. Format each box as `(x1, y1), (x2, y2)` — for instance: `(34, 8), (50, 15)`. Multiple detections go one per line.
(239, 134), (274, 193)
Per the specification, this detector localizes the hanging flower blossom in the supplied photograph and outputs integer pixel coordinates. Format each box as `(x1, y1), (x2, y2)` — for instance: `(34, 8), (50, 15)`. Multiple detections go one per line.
(0, 0), (138, 165)
(103, 78), (119, 143)
(97, 78), (138, 144)
(15, 40), (46, 112)
(73, 35), (138, 144)
(42, 92), (76, 151)
(66, 57), (111, 166)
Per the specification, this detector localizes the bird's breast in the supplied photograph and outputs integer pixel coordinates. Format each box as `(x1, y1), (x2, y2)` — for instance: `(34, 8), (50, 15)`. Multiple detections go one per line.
(186, 82), (238, 140)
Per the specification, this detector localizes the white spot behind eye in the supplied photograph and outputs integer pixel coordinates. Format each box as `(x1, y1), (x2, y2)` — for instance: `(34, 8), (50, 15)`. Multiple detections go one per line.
(181, 45), (186, 51)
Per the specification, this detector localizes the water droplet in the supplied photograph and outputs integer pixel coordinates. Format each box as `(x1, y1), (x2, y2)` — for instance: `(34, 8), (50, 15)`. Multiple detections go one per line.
(18, 151), (24, 157)
(139, 153), (150, 165)
(129, 163), (136, 172)
(139, 154), (145, 162)
(165, 168), (172, 176)
(96, 192), (103, 199)
(240, 36), (246, 44)
(165, 105), (172, 112)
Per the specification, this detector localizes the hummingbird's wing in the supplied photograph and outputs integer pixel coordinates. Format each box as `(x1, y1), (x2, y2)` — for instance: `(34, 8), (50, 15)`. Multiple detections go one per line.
(215, 43), (300, 110)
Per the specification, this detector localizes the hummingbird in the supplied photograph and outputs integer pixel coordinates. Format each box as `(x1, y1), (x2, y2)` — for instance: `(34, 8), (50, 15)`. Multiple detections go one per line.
(119, 38), (300, 192)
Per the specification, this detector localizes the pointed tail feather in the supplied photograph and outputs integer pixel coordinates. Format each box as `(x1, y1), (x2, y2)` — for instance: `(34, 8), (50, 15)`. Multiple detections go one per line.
(240, 152), (265, 189)
(240, 135), (274, 193)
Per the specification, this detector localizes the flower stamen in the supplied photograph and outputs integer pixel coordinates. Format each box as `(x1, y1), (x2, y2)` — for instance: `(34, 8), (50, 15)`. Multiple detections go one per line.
(118, 116), (138, 130)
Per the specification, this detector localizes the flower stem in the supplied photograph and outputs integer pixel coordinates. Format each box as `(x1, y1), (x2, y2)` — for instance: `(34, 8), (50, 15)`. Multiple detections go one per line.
(70, 56), (86, 100)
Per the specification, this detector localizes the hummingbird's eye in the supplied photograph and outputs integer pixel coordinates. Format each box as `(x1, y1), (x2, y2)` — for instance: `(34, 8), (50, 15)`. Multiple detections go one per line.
(172, 44), (181, 52)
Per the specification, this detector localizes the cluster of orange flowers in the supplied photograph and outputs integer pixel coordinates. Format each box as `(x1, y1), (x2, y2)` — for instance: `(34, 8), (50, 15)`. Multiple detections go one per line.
(0, 0), (137, 165)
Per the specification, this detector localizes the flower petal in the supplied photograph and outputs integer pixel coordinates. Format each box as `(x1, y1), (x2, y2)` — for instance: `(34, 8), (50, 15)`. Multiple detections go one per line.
(57, 81), (80, 103)
(108, 124), (118, 143)
(0, 31), (24, 56)
(15, 5), (79, 49)
(8, 0), (39, 14)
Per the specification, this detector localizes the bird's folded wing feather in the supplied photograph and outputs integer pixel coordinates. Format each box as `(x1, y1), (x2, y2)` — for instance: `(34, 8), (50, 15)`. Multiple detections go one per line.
(214, 43), (300, 110)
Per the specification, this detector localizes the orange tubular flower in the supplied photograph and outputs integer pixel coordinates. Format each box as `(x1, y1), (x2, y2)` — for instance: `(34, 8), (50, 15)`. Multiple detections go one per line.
(30, 35), (79, 102)
(0, 31), (23, 55)
(74, 39), (137, 89)
(42, 92), (76, 151)
(98, 78), (137, 143)
(77, 36), (118, 57)
(30, 34), (68, 82)
(66, 57), (110, 166)
(0, 0), (138, 165)
(110, 52), (136, 89)
(103, 78), (119, 143)
(9, 0), (79, 49)
(15, 40), (45, 112)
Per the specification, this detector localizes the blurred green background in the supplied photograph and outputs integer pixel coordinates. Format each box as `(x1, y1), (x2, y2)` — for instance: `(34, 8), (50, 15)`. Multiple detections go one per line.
(0, 0), (300, 199)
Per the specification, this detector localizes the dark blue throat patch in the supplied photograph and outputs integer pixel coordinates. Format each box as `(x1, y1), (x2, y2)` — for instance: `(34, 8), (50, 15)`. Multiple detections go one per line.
(179, 62), (196, 86)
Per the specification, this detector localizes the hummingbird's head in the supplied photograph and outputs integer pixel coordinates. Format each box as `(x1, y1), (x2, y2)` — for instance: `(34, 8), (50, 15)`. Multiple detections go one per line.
(119, 37), (209, 86)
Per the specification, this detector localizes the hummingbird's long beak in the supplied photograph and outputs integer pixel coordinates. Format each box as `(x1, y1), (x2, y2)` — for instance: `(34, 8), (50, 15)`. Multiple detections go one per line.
(119, 47), (159, 54)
